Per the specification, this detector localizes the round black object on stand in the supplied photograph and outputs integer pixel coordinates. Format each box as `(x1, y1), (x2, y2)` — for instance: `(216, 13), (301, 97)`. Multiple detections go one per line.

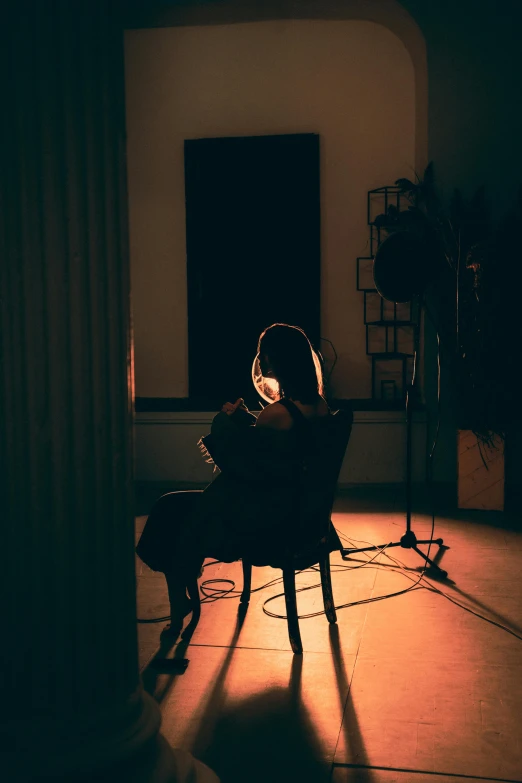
(342, 231), (447, 577)
(373, 230), (438, 303)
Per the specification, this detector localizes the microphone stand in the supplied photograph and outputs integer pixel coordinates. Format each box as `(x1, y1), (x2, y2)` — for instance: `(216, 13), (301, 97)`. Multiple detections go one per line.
(341, 298), (447, 577)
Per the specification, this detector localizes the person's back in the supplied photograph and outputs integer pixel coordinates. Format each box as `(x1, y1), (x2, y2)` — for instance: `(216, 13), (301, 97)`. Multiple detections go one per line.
(255, 394), (329, 431)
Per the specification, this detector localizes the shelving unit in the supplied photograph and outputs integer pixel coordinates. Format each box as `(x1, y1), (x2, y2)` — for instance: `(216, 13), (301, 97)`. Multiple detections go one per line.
(357, 185), (418, 401)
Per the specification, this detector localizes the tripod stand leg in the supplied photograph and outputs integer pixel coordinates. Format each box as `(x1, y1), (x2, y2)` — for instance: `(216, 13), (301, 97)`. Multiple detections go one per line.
(412, 545), (447, 578)
(416, 538), (444, 547)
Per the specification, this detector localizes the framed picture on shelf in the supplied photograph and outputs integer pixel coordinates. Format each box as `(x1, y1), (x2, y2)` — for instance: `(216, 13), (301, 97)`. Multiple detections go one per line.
(372, 356), (410, 400)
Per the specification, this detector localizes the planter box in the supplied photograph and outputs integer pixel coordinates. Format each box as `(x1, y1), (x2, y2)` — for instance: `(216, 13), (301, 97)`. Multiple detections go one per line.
(457, 430), (505, 511)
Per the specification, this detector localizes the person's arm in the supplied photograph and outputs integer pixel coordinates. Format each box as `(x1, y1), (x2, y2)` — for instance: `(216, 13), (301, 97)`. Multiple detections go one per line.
(204, 404), (298, 483)
(220, 397), (250, 416)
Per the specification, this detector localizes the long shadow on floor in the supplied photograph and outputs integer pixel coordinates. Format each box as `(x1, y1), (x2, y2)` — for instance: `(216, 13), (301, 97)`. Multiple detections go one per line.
(200, 652), (329, 783)
(330, 625), (376, 782)
(141, 623), (191, 703)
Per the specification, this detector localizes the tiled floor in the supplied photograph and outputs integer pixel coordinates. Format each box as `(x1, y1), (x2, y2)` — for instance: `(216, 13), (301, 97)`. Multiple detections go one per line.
(136, 487), (522, 783)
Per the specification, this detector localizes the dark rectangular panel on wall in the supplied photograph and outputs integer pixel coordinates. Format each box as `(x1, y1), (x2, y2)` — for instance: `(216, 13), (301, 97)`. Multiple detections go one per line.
(184, 133), (321, 407)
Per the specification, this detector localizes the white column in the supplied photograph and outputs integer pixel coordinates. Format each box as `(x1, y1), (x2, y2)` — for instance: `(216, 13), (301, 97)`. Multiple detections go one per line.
(0, 3), (217, 781)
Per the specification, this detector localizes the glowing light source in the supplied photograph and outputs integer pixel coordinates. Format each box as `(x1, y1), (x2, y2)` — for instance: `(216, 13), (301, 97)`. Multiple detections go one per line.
(313, 350), (325, 398)
(251, 354), (280, 403)
(251, 349), (324, 404)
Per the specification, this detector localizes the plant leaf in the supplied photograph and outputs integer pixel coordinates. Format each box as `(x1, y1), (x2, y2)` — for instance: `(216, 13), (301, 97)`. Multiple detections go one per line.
(395, 177), (416, 192)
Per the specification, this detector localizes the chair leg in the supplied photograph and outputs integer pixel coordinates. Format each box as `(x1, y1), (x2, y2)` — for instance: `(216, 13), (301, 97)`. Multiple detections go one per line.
(240, 560), (252, 605)
(282, 567), (303, 655)
(181, 577), (201, 640)
(319, 552), (337, 624)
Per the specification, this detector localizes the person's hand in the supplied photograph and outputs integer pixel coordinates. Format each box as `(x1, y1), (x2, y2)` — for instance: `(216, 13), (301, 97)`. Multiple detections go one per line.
(221, 398), (248, 415)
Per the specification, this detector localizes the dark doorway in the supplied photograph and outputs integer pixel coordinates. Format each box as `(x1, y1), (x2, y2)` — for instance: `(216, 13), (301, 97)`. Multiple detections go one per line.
(184, 133), (321, 408)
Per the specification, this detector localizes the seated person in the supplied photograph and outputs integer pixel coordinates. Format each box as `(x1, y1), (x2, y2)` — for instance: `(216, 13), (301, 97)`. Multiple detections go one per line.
(136, 323), (342, 638)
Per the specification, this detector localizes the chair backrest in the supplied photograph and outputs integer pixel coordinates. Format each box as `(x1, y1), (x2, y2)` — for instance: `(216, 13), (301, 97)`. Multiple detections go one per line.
(314, 409), (353, 502)
(297, 404), (354, 543)
(252, 403), (354, 569)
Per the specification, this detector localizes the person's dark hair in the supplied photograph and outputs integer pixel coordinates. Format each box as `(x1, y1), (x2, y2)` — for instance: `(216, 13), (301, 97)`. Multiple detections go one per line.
(257, 323), (323, 404)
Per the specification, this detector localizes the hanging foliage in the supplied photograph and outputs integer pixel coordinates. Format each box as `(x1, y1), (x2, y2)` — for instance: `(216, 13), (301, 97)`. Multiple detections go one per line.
(373, 164), (521, 443)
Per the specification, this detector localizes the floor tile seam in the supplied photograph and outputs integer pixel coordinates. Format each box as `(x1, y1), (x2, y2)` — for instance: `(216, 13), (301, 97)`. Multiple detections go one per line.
(331, 590), (373, 763)
(334, 656), (522, 668)
(332, 715), (516, 726)
(354, 654), (522, 663)
(186, 641), (340, 654)
(349, 651), (522, 665)
(331, 762), (522, 783)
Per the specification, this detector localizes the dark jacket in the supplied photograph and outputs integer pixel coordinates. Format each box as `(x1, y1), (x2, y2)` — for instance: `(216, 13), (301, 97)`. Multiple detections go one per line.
(137, 405), (345, 573)
(190, 407), (340, 565)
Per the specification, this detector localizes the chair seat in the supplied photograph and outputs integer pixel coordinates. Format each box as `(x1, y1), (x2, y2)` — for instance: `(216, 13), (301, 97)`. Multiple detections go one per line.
(246, 523), (341, 570)
(248, 542), (328, 571)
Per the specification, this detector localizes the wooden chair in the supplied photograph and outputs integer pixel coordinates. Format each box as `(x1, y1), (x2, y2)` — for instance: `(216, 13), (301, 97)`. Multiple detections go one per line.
(184, 407), (353, 654)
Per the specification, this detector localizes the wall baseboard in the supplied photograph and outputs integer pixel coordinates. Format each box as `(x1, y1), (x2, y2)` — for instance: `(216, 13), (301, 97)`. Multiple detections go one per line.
(134, 409), (428, 486)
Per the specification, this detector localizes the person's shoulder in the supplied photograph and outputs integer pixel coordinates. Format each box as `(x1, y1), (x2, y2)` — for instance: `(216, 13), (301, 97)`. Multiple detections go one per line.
(255, 401), (293, 431)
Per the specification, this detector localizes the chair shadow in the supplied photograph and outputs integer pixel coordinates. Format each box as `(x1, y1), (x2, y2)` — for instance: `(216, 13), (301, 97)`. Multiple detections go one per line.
(141, 592), (232, 704)
(198, 650), (330, 783)
(329, 624), (376, 782)
(141, 624), (194, 704)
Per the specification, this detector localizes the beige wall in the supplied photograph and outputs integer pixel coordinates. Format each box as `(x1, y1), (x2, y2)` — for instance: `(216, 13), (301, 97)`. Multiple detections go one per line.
(125, 20), (416, 398)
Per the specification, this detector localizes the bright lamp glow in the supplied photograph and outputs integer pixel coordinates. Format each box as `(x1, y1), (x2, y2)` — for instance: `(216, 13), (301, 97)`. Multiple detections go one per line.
(251, 354), (280, 403)
(251, 350), (324, 404)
